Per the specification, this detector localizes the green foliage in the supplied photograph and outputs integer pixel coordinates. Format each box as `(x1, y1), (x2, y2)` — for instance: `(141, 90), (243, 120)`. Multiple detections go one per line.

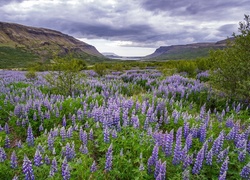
(94, 63), (107, 76)
(0, 46), (39, 69)
(44, 57), (86, 95)
(176, 61), (197, 77)
(25, 69), (38, 81)
(195, 57), (213, 71)
(210, 15), (250, 102)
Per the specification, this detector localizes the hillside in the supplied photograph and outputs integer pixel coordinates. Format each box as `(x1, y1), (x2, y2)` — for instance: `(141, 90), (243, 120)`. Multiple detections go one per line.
(0, 22), (104, 68)
(143, 39), (233, 60)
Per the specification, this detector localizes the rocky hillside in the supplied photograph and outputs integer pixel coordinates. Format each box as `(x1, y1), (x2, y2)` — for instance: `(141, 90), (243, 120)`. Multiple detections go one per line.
(144, 38), (233, 60)
(0, 22), (104, 68)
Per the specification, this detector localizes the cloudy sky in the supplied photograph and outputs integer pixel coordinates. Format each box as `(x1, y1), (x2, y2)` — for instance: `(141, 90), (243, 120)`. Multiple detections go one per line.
(0, 0), (249, 56)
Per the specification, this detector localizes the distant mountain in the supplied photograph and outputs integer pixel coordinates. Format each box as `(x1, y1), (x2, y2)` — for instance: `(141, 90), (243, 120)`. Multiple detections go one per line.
(0, 22), (104, 68)
(102, 52), (120, 56)
(102, 52), (143, 60)
(143, 38), (233, 60)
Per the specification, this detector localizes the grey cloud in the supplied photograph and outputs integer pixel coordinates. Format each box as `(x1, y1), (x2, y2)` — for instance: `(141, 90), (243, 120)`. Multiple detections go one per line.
(0, 0), (24, 6)
(141, 0), (250, 20)
(0, 0), (248, 49)
(217, 24), (238, 36)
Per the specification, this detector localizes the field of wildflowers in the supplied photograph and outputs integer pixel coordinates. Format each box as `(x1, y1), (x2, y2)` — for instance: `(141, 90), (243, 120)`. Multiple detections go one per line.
(0, 69), (249, 180)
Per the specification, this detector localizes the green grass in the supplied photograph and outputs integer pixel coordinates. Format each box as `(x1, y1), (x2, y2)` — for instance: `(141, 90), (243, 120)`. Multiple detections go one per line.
(0, 46), (39, 69)
(151, 47), (223, 60)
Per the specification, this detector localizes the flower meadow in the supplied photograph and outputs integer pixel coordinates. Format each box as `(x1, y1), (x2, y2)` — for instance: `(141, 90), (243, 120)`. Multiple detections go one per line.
(0, 69), (249, 180)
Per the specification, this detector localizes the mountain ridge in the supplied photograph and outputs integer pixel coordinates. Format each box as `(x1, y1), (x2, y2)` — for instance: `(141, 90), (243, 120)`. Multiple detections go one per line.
(143, 38), (233, 60)
(0, 21), (103, 62)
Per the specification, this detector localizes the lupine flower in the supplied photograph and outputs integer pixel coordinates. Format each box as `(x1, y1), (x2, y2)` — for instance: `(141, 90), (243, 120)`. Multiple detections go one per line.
(199, 123), (206, 143)
(82, 130), (88, 145)
(247, 140), (250, 154)
(60, 127), (66, 141)
(34, 149), (43, 166)
(47, 133), (54, 151)
(37, 143), (45, 154)
(67, 126), (73, 138)
(183, 169), (190, 180)
(89, 128), (94, 140)
(183, 154), (193, 170)
(165, 130), (174, 156)
(206, 149), (213, 166)
(159, 161), (166, 180)
(65, 143), (73, 161)
(104, 126), (110, 143)
(33, 112), (37, 121)
(240, 162), (250, 179)
(39, 124), (43, 132)
(173, 132), (182, 165)
(151, 143), (159, 166)
(218, 146), (229, 161)
(185, 133), (193, 150)
(219, 171), (227, 180)
(44, 154), (50, 165)
(62, 115), (67, 127)
(5, 135), (10, 148)
(105, 144), (113, 172)
(26, 124), (34, 147)
(236, 139), (247, 150)
(12, 175), (18, 180)
(0, 147), (7, 162)
(80, 144), (88, 154)
(17, 140), (22, 148)
(139, 161), (145, 171)
(49, 157), (58, 176)
(156, 173), (162, 180)
(132, 115), (139, 129)
(154, 159), (162, 178)
(212, 131), (224, 155)
(219, 156), (229, 176)
(147, 156), (153, 174)
(238, 149), (247, 162)
(184, 122), (189, 139)
(61, 157), (70, 180)
(90, 161), (97, 172)
(192, 147), (204, 174)
(22, 155), (35, 180)
(5, 122), (10, 134)
(112, 129), (117, 138)
(10, 151), (18, 169)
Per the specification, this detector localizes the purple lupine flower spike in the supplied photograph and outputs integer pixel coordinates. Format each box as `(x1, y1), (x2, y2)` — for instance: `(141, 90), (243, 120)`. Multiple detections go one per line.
(173, 131), (182, 165)
(104, 126), (110, 143)
(61, 157), (70, 180)
(159, 161), (166, 180)
(154, 159), (162, 178)
(34, 149), (43, 166)
(240, 162), (250, 179)
(10, 151), (18, 169)
(165, 130), (174, 156)
(219, 156), (229, 178)
(206, 148), (213, 165)
(45, 154), (50, 165)
(105, 143), (113, 172)
(182, 169), (190, 180)
(90, 161), (97, 172)
(0, 147), (7, 162)
(22, 155), (35, 180)
(26, 124), (34, 147)
(49, 157), (58, 176)
(192, 147), (205, 174)
(5, 135), (10, 148)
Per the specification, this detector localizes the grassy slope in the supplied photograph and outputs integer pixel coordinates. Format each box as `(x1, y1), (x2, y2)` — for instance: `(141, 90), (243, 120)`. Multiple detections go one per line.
(0, 46), (39, 69)
(149, 47), (223, 60)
